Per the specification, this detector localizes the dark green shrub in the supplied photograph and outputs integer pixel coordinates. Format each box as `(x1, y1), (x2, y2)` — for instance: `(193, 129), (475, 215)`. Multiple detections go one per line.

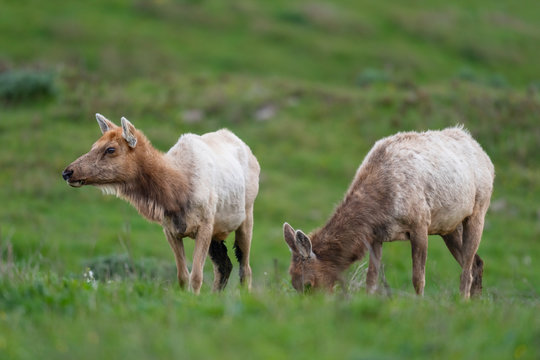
(455, 67), (479, 83)
(0, 69), (56, 102)
(356, 68), (390, 87)
(487, 73), (508, 88)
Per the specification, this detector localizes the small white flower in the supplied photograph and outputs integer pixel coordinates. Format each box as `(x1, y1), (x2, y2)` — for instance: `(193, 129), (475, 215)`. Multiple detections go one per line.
(83, 268), (98, 289)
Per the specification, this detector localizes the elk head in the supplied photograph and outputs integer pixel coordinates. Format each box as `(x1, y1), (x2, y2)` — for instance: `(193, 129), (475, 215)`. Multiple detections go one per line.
(283, 222), (338, 293)
(62, 114), (140, 189)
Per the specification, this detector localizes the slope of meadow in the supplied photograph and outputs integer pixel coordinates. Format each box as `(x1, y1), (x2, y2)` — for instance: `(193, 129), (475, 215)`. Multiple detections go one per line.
(1, 1), (539, 359)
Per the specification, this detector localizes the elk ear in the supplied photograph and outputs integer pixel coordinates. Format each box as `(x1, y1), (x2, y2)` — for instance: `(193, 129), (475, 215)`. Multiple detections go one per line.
(283, 223), (297, 253)
(295, 230), (315, 260)
(121, 117), (137, 148)
(96, 113), (116, 134)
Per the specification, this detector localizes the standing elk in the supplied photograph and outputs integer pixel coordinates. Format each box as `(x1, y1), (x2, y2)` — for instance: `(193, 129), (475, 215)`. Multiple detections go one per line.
(283, 126), (494, 298)
(63, 114), (260, 294)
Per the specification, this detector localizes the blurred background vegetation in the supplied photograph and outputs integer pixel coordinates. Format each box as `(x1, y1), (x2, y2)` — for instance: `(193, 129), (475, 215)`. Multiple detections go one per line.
(0, 0), (539, 359)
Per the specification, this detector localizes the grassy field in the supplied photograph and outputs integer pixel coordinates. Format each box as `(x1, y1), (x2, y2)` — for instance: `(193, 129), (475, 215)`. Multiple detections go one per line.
(1, 0), (539, 359)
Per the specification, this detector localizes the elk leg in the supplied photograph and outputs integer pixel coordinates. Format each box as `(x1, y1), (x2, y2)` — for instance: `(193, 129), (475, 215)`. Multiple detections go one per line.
(442, 224), (463, 264)
(190, 225), (213, 295)
(460, 213), (485, 299)
(234, 207), (254, 290)
(470, 254), (484, 297)
(208, 239), (233, 292)
(442, 224), (483, 297)
(410, 227), (428, 296)
(163, 228), (189, 289)
(366, 241), (382, 294)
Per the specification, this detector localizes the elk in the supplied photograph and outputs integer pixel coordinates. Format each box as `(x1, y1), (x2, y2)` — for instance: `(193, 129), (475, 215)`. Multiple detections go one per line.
(63, 114), (260, 294)
(284, 127), (494, 298)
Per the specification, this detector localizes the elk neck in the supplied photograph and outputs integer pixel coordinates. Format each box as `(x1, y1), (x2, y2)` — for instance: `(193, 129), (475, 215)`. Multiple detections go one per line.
(310, 175), (394, 271)
(117, 140), (191, 224)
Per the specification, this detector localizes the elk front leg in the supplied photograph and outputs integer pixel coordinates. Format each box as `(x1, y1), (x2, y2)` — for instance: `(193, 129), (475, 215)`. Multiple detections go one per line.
(190, 224), (213, 295)
(410, 227), (428, 296)
(366, 241), (382, 294)
(164, 228), (189, 289)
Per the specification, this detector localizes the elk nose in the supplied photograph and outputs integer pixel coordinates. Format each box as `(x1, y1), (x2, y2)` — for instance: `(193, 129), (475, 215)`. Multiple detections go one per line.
(62, 169), (73, 181)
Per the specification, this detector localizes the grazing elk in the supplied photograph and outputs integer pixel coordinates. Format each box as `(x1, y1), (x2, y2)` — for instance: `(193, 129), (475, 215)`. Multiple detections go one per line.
(284, 127), (494, 298)
(63, 114), (260, 294)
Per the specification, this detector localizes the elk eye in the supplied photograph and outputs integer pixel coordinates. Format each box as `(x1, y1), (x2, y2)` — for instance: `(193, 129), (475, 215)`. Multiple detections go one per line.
(105, 147), (116, 154)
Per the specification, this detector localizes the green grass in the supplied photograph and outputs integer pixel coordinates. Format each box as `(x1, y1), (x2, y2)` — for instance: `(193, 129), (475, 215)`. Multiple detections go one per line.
(1, 0), (539, 359)
(1, 266), (538, 360)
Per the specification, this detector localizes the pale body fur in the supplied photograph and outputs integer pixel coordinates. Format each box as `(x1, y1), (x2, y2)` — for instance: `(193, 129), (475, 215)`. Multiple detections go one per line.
(63, 115), (259, 294)
(164, 131), (256, 238)
(284, 126), (494, 298)
(362, 126), (493, 239)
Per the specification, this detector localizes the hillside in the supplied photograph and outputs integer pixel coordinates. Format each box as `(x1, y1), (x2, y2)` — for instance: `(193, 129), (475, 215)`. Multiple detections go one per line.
(1, 1), (539, 359)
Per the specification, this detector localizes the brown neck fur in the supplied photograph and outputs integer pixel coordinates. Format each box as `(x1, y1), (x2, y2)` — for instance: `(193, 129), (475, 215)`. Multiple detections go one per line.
(310, 166), (394, 275)
(117, 134), (191, 224)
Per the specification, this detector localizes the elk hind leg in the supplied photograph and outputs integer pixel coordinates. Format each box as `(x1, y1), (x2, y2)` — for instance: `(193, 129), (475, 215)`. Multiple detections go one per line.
(459, 213), (485, 299)
(208, 239), (233, 292)
(234, 208), (253, 290)
(470, 254), (483, 297)
(443, 223), (484, 297)
(442, 224), (484, 296)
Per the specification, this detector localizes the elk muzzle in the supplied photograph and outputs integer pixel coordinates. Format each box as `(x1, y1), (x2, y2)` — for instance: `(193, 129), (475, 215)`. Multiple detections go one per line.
(62, 167), (85, 187)
(62, 169), (73, 181)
